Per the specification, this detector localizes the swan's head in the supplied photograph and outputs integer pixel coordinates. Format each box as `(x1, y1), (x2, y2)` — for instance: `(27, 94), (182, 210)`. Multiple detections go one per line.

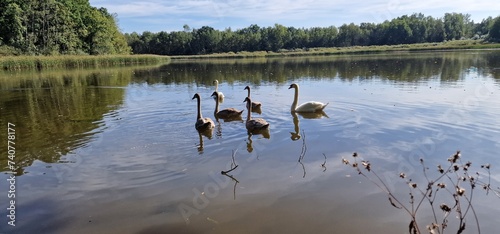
(210, 91), (218, 98)
(288, 83), (298, 89)
(244, 86), (250, 91)
(213, 80), (219, 85)
(243, 97), (251, 103)
(192, 93), (200, 100)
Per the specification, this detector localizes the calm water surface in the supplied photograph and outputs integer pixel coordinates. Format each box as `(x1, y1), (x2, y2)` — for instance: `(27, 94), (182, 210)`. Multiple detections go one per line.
(1, 51), (500, 233)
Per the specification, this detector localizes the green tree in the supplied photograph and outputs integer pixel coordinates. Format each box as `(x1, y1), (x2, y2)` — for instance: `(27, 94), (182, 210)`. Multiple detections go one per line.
(336, 23), (362, 47)
(444, 13), (465, 40)
(0, 2), (24, 47)
(123, 12), (496, 55)
(168, 31), (193, 55)
(426, 16), (445, 42)
(406, 13), (427, 43)
(191, 26), (221, 54)
(475, 17), (493, 36)
(85, 8), (130, 55)
(306, 27), (326, 47)
(266, 24), (289, 51)
(489, 16), (500, 42)
(0, 0), (130, 55)
(238, 24), (261, 51)
(386, 19), (413, 44)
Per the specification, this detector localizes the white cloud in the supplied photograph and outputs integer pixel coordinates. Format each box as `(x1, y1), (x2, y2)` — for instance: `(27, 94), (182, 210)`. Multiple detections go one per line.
(90, 0), (500, 32)
(90, 1), (177, 17)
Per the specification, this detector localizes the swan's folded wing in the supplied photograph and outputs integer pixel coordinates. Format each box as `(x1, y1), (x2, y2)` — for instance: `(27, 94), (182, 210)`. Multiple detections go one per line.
(295, 101), (328, 112)
(248, 118), (269, 129)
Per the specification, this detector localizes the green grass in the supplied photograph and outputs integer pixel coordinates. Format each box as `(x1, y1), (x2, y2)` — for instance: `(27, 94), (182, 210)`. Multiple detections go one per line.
(0, 55), (170, 71)
(170, 40), (500, 60)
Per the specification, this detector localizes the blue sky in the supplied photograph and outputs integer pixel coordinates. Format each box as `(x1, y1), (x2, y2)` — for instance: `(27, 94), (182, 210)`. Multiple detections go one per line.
(89, 0), (500, 33)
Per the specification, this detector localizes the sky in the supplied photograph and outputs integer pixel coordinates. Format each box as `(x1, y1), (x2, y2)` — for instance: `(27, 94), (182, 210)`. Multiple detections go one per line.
(88, 0), (500, 33)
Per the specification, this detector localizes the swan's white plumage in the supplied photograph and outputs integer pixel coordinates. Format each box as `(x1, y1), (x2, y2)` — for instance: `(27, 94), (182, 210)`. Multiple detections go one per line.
(213, 80), (224, 103)
(288, 83), (328, 113)
(295, 101), (328, 112)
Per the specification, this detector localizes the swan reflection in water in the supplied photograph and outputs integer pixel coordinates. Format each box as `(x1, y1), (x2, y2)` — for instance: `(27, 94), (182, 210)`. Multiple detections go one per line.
(196, 128), (213, 153)
(290, 112), (301, 141)
(246, 128), (270, 153)
(213, 117), (244, 139)
(290, 111), (329, 141)
(215, 116), (244, 123)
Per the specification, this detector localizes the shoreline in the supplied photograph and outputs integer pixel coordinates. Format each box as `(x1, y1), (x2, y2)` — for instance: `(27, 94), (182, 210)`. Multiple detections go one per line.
(2, 40), (499, 71)
(0, 55), (170, 72)
(170, 40), (500, 60)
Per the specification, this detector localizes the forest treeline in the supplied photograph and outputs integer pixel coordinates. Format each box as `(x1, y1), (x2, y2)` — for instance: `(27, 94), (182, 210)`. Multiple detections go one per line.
(125, 13), (500, 55)
(0, 0), (130, 55)
(1, 2), (500, 57)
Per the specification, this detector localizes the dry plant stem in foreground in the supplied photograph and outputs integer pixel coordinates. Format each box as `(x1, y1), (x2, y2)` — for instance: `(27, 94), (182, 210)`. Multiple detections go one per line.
(221, 150), (238, 175)
(221, 150), (239, 200)
(342, 151), (500, 234)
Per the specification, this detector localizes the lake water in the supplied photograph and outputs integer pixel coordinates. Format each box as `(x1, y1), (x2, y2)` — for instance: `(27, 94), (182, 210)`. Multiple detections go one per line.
(1, 51), (500, 233)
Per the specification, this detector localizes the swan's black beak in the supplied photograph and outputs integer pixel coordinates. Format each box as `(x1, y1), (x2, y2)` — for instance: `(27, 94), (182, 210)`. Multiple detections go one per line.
(288, 84), (293, 89)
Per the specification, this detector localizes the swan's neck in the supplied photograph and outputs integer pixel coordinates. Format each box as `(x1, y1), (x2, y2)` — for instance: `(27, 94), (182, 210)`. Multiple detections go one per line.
(196, 96), (202, 120)
(291, 86), (299, 111)
(246, 99), (252, 121)
(246, 87), (251, 97)
(214, 94), (219, 114)
(292, 112), (299, 133)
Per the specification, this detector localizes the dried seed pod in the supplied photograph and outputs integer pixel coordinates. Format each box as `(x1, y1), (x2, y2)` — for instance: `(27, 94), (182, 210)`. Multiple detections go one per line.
(437, 165), (444, 174)
(481, 163), (491, 169)
(448, 151), (461, 163)
(362, 161), (371, 171)
(440, 203), (451, 212)
(342, 158), (349, 165)
(456, 187), (465, 196)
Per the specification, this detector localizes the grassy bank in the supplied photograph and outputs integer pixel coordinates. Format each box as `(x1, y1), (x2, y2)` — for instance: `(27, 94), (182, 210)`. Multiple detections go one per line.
(170, 40), (500, 60)
(0, 55), (170, 71)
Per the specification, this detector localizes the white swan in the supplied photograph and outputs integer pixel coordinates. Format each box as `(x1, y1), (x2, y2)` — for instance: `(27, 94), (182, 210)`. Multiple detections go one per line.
(211, 91), (243, 119)
(212, 80), (224, 103)
(192, 93), (215, 131)
(244, 86), (262, 111)
(243, 97), (269, 131)
(288, 83), (329, 113)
